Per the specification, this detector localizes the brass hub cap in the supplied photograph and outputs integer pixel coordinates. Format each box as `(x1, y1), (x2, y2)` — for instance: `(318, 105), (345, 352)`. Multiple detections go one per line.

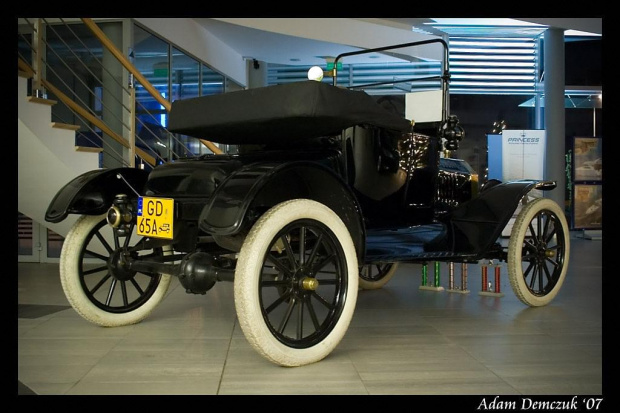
(301, 277), (319, 291)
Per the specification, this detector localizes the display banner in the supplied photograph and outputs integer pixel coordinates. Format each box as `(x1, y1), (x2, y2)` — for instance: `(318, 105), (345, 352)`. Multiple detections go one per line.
(573, 137), (602, 182)
(488, 130), (546, 236)
(573, 184), (602, 229)
(501, 130), (546, 181)
(571, 137), (602, 230)
(486, 134), (502, 181)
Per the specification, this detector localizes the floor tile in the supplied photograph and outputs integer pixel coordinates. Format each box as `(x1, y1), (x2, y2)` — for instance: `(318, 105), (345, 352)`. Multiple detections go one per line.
(16, 236), (604, 395)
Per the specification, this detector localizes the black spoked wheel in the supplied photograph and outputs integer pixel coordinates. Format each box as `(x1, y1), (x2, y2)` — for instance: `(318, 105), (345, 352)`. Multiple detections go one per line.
(260, 220), (348, 347)
(60, 214), (172, 326)
(235, 199), (358, 366)
(358, 263), (399, 290)
(507, 198), (570, 306)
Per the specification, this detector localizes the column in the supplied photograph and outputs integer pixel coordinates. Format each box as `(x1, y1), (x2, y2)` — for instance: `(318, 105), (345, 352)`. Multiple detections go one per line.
(101, 22), (125, 168)
(543, 28), (566, 208)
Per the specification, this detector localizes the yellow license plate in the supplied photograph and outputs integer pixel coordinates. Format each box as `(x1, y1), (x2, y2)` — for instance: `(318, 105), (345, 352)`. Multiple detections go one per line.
(137, 197), (174, 239)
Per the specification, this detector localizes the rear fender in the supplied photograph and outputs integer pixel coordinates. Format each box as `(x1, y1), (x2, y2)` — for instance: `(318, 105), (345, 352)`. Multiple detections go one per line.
(45, 168), (150, 223)
(199, 161), (366, 261)
(447, 179), (557, 254)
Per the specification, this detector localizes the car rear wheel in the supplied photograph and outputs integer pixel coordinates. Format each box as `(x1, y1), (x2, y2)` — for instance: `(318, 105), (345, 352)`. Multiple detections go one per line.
(507, 198), (570, 307)
(358, 263), (399, 290)
(234, 199), (358, 366)
(60, 214), (172, 326)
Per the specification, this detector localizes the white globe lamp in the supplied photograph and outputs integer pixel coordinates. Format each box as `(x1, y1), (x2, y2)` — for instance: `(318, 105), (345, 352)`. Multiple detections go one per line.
(307, 66), (324, 82)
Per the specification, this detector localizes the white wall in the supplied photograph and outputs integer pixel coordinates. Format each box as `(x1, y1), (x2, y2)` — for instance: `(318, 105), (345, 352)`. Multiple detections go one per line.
(17, 77), (97, 237)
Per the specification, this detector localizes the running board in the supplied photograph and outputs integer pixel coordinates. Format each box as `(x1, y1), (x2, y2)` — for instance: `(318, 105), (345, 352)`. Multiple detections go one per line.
(364, 225), (483, 263)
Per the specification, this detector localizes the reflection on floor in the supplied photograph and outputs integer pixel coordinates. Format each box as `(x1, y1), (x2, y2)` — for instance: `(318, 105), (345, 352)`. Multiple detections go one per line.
(18, 234), (604, 397)
(18, 304), (71, 319)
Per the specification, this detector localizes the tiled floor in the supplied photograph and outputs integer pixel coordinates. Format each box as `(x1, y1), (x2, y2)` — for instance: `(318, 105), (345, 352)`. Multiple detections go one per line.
(17, 233), (604, 397)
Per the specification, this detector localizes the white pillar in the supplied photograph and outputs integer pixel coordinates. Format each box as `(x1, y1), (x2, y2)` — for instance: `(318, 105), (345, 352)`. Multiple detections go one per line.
(543, 28), (566, 209)
(101, 21), (125, 168)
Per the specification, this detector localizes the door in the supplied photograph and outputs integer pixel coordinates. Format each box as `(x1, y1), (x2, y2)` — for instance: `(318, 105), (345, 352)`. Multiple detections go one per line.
(18, 212), (63, 263)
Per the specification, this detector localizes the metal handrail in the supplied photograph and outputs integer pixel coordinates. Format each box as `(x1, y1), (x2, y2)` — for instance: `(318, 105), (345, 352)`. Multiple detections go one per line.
(81, 18), (223, 155)
(19, 19), (157, 166)
(61, 19), (194, 163)
(53, 18), (186, 164)
(41, 77), (156, 165)
(18, 17), (224, 169)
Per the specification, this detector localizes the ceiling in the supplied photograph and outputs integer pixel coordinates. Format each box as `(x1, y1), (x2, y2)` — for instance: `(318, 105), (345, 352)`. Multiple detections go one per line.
(194, 18), (602, 66)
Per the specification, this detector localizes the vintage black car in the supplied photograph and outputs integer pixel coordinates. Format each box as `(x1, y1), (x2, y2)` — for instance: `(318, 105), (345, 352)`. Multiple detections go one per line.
(45, 40), (570, 367)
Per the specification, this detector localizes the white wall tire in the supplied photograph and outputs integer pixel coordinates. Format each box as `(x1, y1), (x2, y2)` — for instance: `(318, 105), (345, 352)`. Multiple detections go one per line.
(358, 263), (399, 290)
(234, 199), (359, 366)
(507, 198), (570, 307)
(60, 214), (172, 327)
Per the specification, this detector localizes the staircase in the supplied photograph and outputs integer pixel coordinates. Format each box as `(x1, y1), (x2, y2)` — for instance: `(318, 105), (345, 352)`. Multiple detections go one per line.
(18, 74), (101, 238)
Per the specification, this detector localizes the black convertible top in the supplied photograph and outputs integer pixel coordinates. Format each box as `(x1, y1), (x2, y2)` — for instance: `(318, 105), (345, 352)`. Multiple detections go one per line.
(168, 81), (412, 145)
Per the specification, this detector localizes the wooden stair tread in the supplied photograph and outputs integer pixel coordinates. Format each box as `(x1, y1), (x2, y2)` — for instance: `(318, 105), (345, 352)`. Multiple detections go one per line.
(27, 96), (57, 106)
(75, 146), (103, 153)
(51, 122), (80, 131)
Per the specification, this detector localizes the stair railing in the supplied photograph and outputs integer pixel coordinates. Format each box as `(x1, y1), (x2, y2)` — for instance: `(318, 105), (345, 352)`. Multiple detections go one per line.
(81, 18), (223, 156)
(17, 17), (223, 171)
(18, 18), (155, 167)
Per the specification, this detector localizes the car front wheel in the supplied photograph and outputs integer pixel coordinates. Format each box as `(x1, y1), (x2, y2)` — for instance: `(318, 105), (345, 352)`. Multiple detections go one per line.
(234, 199), (359, 366)
(507, 198), (570, 307)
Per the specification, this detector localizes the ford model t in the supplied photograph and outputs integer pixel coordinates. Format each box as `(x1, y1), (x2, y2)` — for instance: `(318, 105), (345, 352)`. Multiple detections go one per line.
(45, 40), (570, 367)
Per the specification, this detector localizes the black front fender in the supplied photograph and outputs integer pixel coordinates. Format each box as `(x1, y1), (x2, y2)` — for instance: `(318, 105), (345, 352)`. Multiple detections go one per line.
(446, 179), (557, 254)
(45, 168), (150, 223)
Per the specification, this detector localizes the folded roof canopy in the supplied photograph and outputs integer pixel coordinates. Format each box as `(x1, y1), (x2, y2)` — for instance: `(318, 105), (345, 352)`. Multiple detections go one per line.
(168, 81), (412, 145)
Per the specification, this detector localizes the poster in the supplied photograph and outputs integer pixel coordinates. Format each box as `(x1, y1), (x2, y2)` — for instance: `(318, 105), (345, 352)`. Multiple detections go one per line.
(573, 184), (602, 229)
(501, 130), (546, 182)
(490, 130), (546, 236)
(574, 137), (602, 182)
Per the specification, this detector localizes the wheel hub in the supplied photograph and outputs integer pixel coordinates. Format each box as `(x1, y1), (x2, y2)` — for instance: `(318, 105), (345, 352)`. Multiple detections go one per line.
(535, 240), (549, 262)
(290, 266), (319, 294)
(107, 249), (137, 281)
(301, 277), (319, 291)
